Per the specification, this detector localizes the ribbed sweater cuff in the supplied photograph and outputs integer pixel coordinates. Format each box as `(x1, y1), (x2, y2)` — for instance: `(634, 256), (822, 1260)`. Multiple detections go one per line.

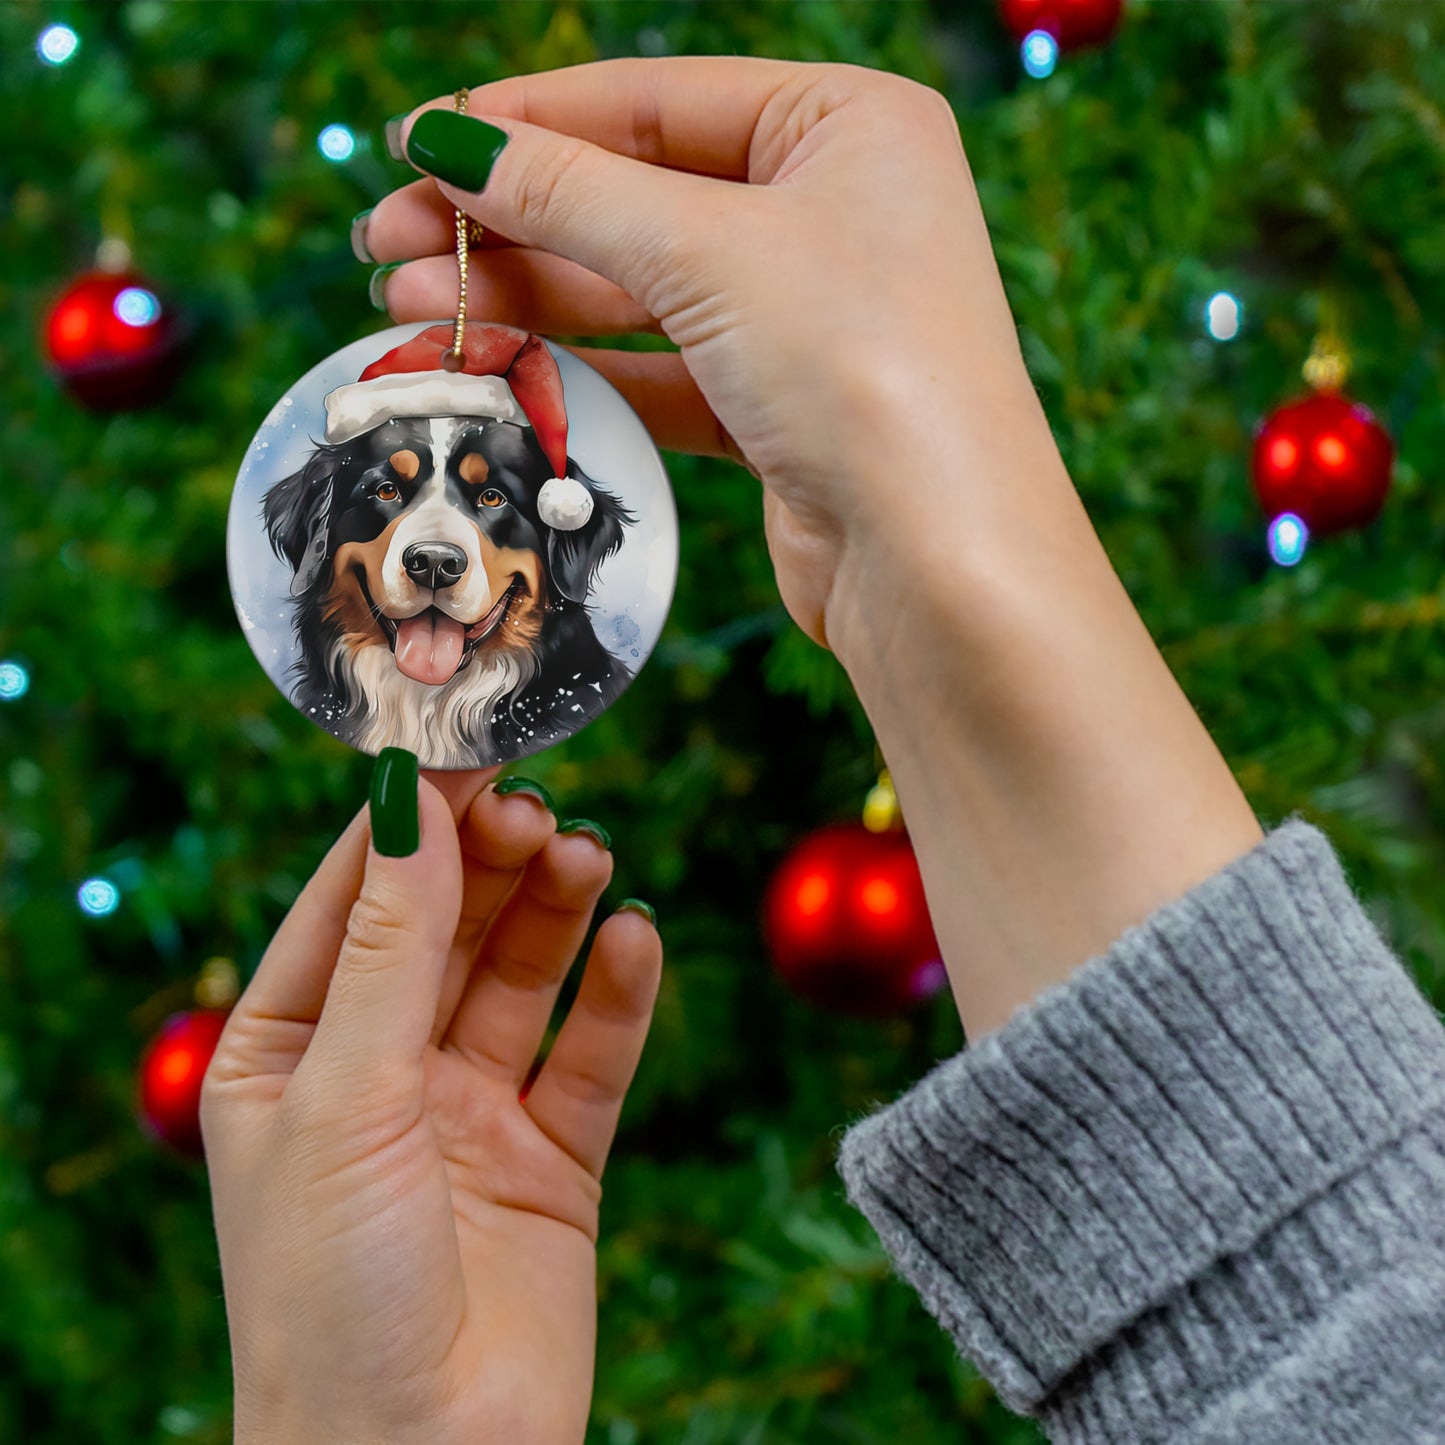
(836, 817), (1445, 1433)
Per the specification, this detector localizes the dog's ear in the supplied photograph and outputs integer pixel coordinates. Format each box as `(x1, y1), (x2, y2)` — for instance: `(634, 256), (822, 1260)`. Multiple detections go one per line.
(262, 448), (337, 597)
(545, 460), (637, 604)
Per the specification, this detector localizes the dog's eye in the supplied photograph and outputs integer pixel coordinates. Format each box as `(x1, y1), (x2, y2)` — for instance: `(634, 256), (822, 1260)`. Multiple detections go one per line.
(375, 482), (400, 503)
(478, 488), (506, 509)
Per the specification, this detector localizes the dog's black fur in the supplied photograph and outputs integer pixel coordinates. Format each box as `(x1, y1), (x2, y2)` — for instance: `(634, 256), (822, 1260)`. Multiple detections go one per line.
(261, 415), (636, 762)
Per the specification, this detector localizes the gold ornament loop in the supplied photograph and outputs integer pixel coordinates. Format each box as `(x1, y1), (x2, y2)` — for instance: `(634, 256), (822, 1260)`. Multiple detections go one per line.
(1303, 294), (1350, 393)
(195, 956), (240, 1011)
(1302, 331), (1350, 393)
(863, 767), (903, 833)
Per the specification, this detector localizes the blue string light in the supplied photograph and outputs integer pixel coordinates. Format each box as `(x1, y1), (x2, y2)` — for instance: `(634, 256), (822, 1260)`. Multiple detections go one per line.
(114, 287), (162, 327)
(1021, 30), (1059, 79)
(1267, 512), (1309, 567)
(37, 24), (79, 66)
(1205, 291), (1243, 342)
(0, 660), (28, 701)
(318, 124), (356, 162)
(78, 878), (121, 918)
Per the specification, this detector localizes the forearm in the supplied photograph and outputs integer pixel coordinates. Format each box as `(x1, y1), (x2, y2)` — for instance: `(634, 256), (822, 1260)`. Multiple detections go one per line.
(825, 391), (1262, 1040)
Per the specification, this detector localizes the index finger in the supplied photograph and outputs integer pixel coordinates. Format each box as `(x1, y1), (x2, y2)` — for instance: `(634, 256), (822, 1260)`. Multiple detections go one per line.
(405, 55), (809, 182)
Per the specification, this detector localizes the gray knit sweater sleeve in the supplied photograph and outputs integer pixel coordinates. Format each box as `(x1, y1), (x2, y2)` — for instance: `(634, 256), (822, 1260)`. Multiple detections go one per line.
(836, 818), (1445, 1443)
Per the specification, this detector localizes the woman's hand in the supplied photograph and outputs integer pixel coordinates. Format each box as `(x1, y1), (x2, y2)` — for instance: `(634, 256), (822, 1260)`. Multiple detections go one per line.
(362, 56), (1056, 658)
(362, 59), (1262, 1040)
(202, 763), (661, 1445)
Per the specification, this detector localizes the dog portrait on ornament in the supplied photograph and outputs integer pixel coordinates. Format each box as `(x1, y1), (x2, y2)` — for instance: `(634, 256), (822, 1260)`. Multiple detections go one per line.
(228, 323), (676, 771)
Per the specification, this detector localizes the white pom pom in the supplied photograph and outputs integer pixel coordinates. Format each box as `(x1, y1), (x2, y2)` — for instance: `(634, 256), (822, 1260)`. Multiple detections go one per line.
(537, 475), (594, 531)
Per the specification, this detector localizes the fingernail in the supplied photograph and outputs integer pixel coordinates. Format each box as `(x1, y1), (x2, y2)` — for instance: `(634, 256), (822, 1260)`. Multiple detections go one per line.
(558, 818), (612, 850)
(494, 775), (555, 812)
(405, 110), (510, 192)
(384, 113), (408, 162)
(350, 208), (375, 264)
(617, 897), (656, 926)
(370, 747), (420, 857)
(369, 261), (403, 311)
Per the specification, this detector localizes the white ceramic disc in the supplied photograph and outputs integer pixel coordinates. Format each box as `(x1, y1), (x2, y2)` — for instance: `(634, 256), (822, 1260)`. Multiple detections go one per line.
(227, 321), (678, 769)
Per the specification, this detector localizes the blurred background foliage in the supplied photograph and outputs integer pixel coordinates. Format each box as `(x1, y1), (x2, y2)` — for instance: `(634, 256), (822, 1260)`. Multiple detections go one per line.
(2, 1), (1444, 1442)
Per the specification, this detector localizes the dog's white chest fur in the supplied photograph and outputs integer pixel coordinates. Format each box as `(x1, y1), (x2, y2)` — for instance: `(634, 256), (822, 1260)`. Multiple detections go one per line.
(335, 637), (539, 768)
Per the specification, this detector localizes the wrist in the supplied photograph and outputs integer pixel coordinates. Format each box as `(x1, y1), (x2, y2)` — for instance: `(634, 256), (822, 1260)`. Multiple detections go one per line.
(234, 1412), (426, 1445)
(823, 428), (1261, 1039)
(822, 380), (1075, 678)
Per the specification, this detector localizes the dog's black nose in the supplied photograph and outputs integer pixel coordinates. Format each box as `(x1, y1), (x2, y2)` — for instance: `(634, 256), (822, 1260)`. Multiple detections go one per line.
(402, 541), (468, 591)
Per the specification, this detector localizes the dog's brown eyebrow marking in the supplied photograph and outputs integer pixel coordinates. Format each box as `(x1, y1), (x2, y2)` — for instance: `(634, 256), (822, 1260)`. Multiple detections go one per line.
(389, 449), (420, 481)
(458, 452), (489, 486)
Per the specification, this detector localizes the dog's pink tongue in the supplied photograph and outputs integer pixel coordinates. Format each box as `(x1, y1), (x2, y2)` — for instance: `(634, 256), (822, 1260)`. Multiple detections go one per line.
(394, 612), (466, 685)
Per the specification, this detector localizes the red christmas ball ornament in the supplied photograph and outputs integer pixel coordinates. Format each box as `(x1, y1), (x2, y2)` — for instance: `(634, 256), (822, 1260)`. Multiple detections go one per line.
(998, 0), (1124, 50)
(1251, 392), (1394, 538)
(137, 1009), (230, 1157)
(44, 269), (182, 410)
(763, 822), (945, 1017)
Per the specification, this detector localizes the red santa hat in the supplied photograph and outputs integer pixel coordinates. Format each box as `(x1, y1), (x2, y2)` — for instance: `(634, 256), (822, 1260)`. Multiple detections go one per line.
(321, 322), (594, 531)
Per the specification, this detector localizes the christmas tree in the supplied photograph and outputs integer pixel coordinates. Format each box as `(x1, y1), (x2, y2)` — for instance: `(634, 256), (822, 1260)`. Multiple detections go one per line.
(3, 3), (1443, 1441)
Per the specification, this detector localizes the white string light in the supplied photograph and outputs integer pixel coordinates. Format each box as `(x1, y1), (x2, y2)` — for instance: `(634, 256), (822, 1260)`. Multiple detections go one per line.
(0, 660), (29, 701)
(318, 124), (356, 162)
(77, 878), (121, 918)
(1205, 291), (1243, 342)
(1267, 512), (1308, 567)
(1022, 30), (1059, 79)
(114, 287), (162, 327)
(37, 24), (79, 66)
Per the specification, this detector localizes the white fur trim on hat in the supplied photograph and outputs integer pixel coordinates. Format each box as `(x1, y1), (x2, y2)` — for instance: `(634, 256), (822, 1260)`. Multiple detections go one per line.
(324, 372), (521, 444)
(537, 475), (594, 531)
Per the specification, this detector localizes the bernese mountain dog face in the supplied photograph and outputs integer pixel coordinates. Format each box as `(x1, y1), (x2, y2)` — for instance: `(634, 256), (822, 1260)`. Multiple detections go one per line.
(312, 417), (551, 687)
(262, 415), (635, 768)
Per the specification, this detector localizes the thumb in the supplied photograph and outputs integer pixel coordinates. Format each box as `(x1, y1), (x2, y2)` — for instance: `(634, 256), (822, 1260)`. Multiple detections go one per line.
(302, 751), (463, 1090)
(398, 106), (745, 317)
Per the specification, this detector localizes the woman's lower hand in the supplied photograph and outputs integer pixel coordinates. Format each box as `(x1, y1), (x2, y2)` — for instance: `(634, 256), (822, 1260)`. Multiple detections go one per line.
(201, 759), (661, 1445)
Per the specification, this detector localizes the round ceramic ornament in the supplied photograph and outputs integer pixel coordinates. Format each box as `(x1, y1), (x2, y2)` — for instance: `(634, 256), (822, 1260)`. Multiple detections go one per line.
(227, 319), (678, 769)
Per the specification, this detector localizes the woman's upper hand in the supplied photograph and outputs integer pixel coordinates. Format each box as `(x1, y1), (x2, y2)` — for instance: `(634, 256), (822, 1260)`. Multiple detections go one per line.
(356, 57), (1266, 1052)
(201, 767), (662, 1445)
(361, 57), (1060, 658)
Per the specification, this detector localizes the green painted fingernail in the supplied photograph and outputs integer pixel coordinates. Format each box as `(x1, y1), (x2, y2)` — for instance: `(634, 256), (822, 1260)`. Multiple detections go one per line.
(369, 261), (403, 311)
(617, 898), (656, 926)
(494, 775), (555, 811)
(384, 113), (408, 162)
(370, 748), (419, 857)
(350, 208), (375, 264)
(559, 818), (611, 850)
(405, 110), (510, 192)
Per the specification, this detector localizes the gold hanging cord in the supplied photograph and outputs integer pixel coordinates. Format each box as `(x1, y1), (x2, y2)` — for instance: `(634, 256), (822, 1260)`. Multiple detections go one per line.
(442, 88), (487, 372)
